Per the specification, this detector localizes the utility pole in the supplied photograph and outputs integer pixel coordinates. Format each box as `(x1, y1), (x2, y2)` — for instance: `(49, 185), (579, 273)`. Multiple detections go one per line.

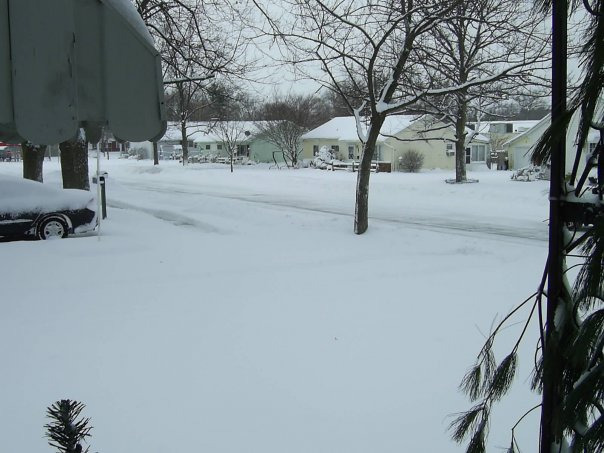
(540, 0), (567, 450)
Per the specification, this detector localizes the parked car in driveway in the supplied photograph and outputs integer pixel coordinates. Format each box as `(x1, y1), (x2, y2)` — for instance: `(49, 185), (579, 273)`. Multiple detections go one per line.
(0, 174), (97, 240)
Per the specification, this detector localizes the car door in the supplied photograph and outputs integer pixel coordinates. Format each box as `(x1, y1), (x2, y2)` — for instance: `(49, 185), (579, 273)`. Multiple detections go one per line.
(0, 212), (36, 237)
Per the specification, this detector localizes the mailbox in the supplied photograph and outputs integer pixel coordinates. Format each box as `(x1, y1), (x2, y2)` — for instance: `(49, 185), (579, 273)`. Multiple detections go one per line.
(0, 0), (166, 145)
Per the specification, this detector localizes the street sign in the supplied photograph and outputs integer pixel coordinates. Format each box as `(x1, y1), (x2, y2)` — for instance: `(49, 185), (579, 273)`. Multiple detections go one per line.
(0, 0), (166, 145)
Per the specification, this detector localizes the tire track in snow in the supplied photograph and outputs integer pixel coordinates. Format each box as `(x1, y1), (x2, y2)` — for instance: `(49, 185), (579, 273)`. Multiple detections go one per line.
(116, 180), (548, 243)
(108, 199), (226, 234)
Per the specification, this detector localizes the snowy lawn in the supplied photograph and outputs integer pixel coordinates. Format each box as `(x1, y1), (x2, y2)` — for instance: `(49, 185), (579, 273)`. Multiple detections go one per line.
(1, 159), (550, 453)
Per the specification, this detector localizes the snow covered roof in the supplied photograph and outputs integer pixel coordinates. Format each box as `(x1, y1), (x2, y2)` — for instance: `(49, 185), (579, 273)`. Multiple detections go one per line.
(468, 120), (543, 136)
(161, 121), (269, 143)
(462, 125), (489, 143)
(470, 133), (490, 143)
(161, 122), (211, 142)
(502, 116), (550, 147)
(301, 115), (420, 142)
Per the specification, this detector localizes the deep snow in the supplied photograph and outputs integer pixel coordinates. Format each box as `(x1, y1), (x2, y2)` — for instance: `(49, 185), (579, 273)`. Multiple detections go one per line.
(0, 173), (94, 214)
(1, 159), (549, 453)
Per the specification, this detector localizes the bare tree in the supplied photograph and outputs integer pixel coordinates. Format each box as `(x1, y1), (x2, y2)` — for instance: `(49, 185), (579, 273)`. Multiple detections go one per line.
(480, 94), (550, 121)
(214, 119), (250, 173)
(418, 0), (550, 182)
(255, 120), (305, 167)
(254, 93), (332, 130)
(135, 0), (253, 165)
(253, 0), (470, 233)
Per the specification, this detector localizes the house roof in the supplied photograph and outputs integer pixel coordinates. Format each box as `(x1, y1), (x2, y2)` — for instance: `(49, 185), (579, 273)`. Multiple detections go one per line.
(502, 116), (550, 147)
(161, 121), (269, 143)
(301, 115), (420, 142)
(503, 114), (601, 149)
(468, 119), (543, 136)
(469, 131), (490, 143)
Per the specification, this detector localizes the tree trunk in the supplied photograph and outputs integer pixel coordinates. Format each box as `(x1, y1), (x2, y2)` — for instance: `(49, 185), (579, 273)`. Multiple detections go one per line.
(177, 83), (188, 167)
(22, 142), (46, 182)
(181, 120), (188, 166)
(354, 116), (385, 234)
(153, 141), (159, 165)
(455, 102), (468, 183)
(230, 152), (234, 173)
(60, 137), (90, 190)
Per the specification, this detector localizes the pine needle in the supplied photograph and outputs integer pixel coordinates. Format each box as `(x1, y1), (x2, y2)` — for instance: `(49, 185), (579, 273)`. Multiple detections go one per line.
(450, 405), (485, 443)
(460, 364), (483, 401)
(489, 353), (517, 402)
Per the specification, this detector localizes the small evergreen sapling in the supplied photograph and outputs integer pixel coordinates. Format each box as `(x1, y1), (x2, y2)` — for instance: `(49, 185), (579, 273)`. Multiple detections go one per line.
(45, 400), (92, 453)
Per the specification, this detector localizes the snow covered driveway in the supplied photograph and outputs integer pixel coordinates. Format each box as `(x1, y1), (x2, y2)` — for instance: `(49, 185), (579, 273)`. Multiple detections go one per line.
(1, 160), (548, 453)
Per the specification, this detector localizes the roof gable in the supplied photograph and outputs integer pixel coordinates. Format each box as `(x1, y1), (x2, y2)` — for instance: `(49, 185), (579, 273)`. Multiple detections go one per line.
(502, 116), (550, 147)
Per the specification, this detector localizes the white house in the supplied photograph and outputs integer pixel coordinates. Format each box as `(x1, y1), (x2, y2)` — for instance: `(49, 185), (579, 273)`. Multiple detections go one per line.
(129, 122), (210, 160)
(130, 121), (279, 162)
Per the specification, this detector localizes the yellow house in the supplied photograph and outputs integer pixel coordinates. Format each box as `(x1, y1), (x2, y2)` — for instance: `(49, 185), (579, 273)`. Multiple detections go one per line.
(301, 115), (490, 171)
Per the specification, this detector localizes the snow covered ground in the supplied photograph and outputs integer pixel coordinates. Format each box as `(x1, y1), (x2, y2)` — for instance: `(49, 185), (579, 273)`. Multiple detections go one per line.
(1, 159), (550, 453)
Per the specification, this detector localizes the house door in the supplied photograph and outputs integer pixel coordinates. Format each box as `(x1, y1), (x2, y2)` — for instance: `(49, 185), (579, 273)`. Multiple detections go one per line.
(237, 144), (249, 157)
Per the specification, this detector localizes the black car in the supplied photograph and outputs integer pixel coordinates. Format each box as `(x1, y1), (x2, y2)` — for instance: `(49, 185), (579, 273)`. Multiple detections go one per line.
(0, 174), (97, 240)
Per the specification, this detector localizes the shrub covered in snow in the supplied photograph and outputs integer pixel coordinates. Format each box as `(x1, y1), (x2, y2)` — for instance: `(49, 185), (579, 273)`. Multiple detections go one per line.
(399, 149), (424, 172)
(312, 146), (334, 169)
(511, 165), (549, 182)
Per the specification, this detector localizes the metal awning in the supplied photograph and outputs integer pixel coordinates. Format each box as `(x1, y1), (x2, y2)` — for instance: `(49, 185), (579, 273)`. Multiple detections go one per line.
(0, 0), (166, 145)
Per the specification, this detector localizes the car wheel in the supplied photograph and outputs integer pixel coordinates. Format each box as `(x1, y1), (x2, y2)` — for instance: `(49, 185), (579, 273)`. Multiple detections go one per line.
(38, 217), (68, 240)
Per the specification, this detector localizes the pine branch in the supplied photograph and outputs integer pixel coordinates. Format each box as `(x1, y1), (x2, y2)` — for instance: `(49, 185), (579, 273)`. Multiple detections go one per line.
(44, 400), (92, 453)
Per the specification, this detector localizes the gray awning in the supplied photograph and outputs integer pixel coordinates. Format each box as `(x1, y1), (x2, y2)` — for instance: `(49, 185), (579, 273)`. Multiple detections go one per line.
(0, 0), (166, 145)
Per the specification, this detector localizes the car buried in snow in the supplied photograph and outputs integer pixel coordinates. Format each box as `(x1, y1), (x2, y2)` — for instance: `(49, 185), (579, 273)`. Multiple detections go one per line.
(0, 174), (97, 240)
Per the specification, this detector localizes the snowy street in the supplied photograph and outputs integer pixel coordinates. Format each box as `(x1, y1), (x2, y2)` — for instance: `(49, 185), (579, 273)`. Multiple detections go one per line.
(1, 160), (549, 453)
(109, 161), (549, 242)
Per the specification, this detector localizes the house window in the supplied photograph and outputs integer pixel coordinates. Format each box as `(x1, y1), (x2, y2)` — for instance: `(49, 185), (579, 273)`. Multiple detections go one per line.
(470, 144), (487, 162)
(331, 145), (339, 154)
(237, 144), (249, 157)
(217, 144), (222, 150)
(446, 143), (454, 156)
(205, 144), (210, 150)
(348, 145), (355, 159)
(375, 145), (382, 161)
(465, 147), (471, 164)
(506, 123), (513, 133)
(313, 145), (319, 156)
